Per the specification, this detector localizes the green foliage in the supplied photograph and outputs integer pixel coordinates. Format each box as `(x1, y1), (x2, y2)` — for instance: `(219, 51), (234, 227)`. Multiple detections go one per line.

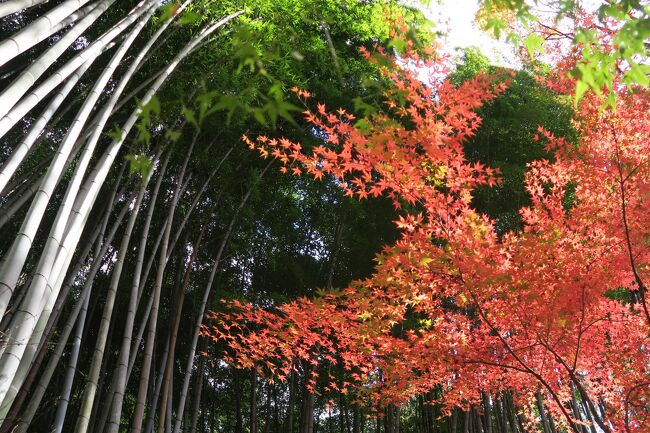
(156, 0), (434, 133)
(178, 10), (202, 26)
(478, 0), (650, 104)
(157, 2), (179, 23)
(134, 95), (161, 146)
(604, 287), (637, 304)
(125, 152), (153, 181)
(451, 47), (577, 233)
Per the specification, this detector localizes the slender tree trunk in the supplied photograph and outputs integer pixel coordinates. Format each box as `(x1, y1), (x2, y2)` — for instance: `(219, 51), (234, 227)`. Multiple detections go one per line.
(301, 376), (315, 433)
(131, 127), (197, 433)
(51, 276), (92, 433)
(188, 355), (205, 433)
(450, 408), (458, 433)
(251, 370), (258, 433)
(143, 338), (171, 433)
(287, 369), (296, 433)
(580, 399), (598, 433)
(103, 153), (168, 433)
(235, 371), (243, 433)
(504, 395), (518, 433)
(0, 0), (146, 134)
(72, 155), (156, 433)
(0, 161), (125, 428)
(536, 391), (552, 433)
(166, 373), (173, 433)
(87, 153), (165, 433)
(0, 133), (89, 231)
(0, 58), (93, 193)
(8, 189), (134, 433)
(0, 7), (243, 433)
(0, 6), (156, 412)
(156, 226), (204, 433)
(171, 160), (271, 433)
(482, 393), (493, 433)
(0, 0), (96, 67)
(570, 391), (588, 433)
(0, 0), (50, 19)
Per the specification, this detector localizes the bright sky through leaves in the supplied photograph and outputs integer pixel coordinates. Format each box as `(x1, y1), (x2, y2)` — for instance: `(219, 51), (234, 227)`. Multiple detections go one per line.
(420, 0), (519, 66)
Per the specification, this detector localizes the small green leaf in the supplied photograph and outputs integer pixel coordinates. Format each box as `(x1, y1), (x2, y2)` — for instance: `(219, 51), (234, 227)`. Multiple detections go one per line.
(623, 63), (650, 87)
(125, 153), (153, 181)
(352, 97), (377, 116)
(523, 33), (544, 58)
(165, 129), (182, 142)
(574, 80), (589, 105)
(178, 10), (201, 26)
(105, 125), (124, 142)
(252, 108), (268, 127)
(387, 37), (407, 54)
(159, 3), (179, 22)
(354, 118), (372, 135)
(182, 105), (198, 128)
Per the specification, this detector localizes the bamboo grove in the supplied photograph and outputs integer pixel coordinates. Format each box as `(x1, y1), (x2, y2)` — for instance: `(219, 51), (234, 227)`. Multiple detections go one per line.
(1, 1), (650, 433)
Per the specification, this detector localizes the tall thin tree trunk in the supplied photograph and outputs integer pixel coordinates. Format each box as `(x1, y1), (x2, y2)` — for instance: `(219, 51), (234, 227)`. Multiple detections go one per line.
(188, 355), (205, 433)
(0, 0), (50, 19)
(0, 6), (156, 412)
(301, 375), (315, 433)
(450, 408), (458, 433)
(0, 0), (146, 132)
(0, 0), (94, 67)
(483, 393), (493, 433)
(235, 371), (243, 433)
(171, 159), (271, 433)
(8, 190), (135, 433)
(51, 276), (92, 433)
(103, 153), (168, 433)
(131, 128), (197, 433)
(0, 58), (93, 193)
(72, 157), (156, 433)
(251, 370), (258, 433)
(156, 226), (204, 433)
(0, 161), (125, 427)
(536, 391), (552, 433)
(287, 369), (296, 433)
(166, 373), (173, 433)
(143, 338), (171, 433)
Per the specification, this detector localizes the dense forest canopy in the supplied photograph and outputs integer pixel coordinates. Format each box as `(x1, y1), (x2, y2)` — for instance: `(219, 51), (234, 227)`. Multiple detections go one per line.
(0, 1), (649, 433)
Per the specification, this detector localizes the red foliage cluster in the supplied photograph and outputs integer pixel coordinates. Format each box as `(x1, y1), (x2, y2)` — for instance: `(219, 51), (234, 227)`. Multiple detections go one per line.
(202, 42), (650, 433)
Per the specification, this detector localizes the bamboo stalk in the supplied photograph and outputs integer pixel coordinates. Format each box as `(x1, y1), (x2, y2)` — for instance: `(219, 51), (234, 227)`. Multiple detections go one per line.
(0, 0), (94, 67)
(0, 0), (51, 19)
(0, 7), (158, 410)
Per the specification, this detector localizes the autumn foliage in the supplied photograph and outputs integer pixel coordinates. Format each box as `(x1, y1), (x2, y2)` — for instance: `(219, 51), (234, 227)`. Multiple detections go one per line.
(202, 36), (650, 433)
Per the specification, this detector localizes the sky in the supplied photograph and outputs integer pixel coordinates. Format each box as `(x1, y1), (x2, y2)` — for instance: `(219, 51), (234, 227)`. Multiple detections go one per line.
(416, 0), (519, 67)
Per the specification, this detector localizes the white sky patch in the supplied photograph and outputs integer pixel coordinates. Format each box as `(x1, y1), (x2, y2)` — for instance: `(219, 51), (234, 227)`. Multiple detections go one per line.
(419, 0), (519, 67)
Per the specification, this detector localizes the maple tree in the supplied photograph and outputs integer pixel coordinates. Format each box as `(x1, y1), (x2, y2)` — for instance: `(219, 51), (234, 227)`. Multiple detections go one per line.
(203, 19), (650, 433)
